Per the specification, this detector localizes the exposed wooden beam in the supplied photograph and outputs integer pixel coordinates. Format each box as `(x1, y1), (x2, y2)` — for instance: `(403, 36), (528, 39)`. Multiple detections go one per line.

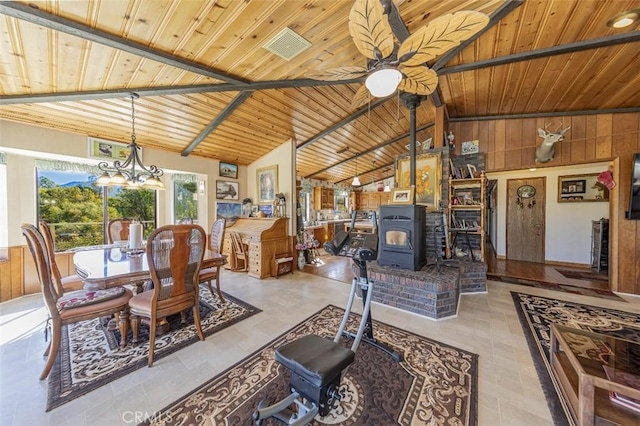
(449, 107), (640, 122)
(430, 89), (444, 108)
(0, 77), (365, 105)
(429, 1), (524, 108)
(306, 122), (434, 178)
(0, 1), (248, 85)
(440, 31), (640, 75)
(296, 97), (391, 151)
(432, 0), (525, 71)
(181, 91), (254, 156)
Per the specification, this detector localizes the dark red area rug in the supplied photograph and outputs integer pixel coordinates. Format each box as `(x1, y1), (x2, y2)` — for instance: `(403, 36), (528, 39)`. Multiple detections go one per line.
(144, 305), (479, 425)
(487, 274), (623, 301)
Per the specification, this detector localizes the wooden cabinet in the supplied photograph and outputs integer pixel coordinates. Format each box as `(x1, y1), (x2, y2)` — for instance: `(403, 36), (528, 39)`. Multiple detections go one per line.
(378, 192), (390, 207)
(448, 173), (486, 261)
(314, 187), (334, 210)
(350, 192), (360, 210)
(359, 192), (390, 211)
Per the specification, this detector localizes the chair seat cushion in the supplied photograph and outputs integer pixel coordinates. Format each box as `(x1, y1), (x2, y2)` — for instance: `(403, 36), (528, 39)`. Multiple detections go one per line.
(198, 267), (218, 282)
(57, 287), (126, 310)
(275, 334), (355, 387)
(59, 289), (132, 320)
(128, 289), (153, 316)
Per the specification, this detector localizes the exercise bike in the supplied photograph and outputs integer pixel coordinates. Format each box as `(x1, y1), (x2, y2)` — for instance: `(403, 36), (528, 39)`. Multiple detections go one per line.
(253, 213), (402, 425)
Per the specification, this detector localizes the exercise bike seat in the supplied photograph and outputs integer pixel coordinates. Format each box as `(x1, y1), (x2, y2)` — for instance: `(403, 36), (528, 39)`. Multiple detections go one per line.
(276, 334), (355, 388)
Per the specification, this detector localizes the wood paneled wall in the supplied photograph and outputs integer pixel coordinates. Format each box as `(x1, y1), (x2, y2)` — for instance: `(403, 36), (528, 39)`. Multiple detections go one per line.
(449, 113), (640, 295)
(0, 247), (24, 302)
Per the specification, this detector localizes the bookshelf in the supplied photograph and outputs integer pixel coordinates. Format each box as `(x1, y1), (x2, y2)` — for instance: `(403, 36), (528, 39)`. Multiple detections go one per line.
(448, 172), (486, 261)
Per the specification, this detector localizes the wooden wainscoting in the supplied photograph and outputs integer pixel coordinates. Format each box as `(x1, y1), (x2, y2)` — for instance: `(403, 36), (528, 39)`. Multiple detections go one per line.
(0, 246), (24, 302)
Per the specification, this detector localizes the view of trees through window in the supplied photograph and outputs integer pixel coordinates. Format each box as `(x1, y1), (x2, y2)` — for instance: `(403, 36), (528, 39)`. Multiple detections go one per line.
(38, 169), (156, 250)
(174, 179), (198, 223)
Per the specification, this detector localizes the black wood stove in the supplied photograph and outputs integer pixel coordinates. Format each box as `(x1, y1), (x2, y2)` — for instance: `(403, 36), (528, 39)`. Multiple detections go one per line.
(377, 205), (425, 271)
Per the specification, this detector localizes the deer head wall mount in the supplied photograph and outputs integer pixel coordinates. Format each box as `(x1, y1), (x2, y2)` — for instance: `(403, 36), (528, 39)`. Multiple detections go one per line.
(535, 124), (571, 163)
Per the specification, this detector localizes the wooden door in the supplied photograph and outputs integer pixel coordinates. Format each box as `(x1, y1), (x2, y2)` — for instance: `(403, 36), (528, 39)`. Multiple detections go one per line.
(506, 177), (546, 263)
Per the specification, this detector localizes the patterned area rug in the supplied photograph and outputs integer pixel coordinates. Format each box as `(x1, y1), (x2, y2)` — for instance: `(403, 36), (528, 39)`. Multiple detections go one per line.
(487, 274), (622, 301)
(511, 292), (640, 425)
(555, 268), (609, 282)
(145, 305), (479, 425)
(47, 287), (260, 412)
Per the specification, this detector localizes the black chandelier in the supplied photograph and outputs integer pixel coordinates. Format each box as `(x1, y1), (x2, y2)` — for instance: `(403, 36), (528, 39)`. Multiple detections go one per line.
(95, 93), (165, 190)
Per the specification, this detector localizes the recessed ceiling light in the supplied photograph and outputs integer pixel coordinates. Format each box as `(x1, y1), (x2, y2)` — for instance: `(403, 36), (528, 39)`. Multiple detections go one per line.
(607, 10), (640, 28)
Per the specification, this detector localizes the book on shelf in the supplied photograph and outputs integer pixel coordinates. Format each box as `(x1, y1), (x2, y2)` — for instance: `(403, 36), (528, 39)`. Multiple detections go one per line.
(602, 365), (640, 413)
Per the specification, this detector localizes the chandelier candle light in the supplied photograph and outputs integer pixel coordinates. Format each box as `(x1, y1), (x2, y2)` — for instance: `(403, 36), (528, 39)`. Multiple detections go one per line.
(96, 93), (165, 190)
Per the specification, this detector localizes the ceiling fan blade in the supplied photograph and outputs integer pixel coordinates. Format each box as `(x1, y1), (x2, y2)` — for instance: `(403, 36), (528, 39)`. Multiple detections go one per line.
(307, 66), (369, 81)
(349, 0), (395, 60)
(351, 85), (371, 109)
(398, 66), (439, 95)
(397, 11), (489, 67)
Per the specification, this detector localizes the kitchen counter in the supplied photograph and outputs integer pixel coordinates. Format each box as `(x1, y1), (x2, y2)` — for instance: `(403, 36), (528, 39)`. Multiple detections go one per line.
(304, 219), (371, 236)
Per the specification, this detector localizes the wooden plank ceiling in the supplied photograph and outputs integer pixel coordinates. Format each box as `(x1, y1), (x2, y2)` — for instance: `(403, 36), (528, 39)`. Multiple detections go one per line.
(1, 0), (639, 186)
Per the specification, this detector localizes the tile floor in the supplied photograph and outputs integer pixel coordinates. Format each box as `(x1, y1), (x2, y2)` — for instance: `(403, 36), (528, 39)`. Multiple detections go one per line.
(1, 269), (639, 426)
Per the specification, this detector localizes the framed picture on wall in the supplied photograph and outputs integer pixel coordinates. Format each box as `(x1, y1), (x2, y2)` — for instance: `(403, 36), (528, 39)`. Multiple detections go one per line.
(257, 165), (278, 203)
(216, 202), (242, 225)
(391, 188), (414, 204)
(215, 180), (239, 200)
(558, 173), (608, 202)
(88, 137), (132, 161)
(395, 152), (441, 209)
(219, 161), (238, 179)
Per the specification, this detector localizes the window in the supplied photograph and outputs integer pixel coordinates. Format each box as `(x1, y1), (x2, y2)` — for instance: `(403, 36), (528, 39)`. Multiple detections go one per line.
(37, 165), (157, 250)
(173, 175), (198, 224)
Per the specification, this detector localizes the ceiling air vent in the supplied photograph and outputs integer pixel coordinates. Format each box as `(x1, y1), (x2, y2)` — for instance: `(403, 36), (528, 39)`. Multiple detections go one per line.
(263, 27), (311, 61)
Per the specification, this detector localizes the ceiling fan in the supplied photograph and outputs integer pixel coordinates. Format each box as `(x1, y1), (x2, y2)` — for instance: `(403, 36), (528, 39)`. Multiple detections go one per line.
(309, 0), (489, 107)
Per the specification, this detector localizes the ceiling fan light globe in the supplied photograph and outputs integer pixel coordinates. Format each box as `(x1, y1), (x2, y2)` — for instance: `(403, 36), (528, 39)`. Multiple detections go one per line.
(365, 68), (402, 97)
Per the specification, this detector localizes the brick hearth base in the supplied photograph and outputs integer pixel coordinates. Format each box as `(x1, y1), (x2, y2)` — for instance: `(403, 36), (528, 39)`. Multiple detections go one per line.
(356, 261), (487, 320)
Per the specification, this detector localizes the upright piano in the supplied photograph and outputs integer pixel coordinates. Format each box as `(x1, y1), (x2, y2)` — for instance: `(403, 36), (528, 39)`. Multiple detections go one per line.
(223, 217), (290, 279)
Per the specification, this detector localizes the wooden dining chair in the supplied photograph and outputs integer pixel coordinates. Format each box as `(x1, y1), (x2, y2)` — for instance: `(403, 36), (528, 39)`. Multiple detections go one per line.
(230, 231), (248, 272)
(198, 218), (226, 302)
(22, 223), (133, 380)
(107, 219), (132, 244)
(38, 221), (85, 295)
(128, 224), (207, 367)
